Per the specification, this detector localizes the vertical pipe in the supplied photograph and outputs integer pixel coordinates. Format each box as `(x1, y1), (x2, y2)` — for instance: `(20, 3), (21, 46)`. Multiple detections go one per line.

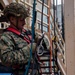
(47, 0), (52, 74)
(53, 0), (56, 74)
(41, 0), (44, 33)
(61, 0), (65, 40)
(55, 0), (59, 74)
(56, 0), (58, 23)
(53, 0), (56, 36)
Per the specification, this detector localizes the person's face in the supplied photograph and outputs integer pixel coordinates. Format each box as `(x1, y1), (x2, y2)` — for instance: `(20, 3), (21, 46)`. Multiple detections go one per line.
(17, 17), (26, 31)
(10, 16), (26, 31)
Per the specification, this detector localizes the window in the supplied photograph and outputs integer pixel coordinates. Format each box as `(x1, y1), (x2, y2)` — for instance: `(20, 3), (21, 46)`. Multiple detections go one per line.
(38, 23), (48, 32)
(40, 0), (48, 5)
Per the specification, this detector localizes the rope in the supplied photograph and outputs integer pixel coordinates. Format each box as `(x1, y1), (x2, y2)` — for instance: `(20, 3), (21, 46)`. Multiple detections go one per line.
(24, 0), (37, 75)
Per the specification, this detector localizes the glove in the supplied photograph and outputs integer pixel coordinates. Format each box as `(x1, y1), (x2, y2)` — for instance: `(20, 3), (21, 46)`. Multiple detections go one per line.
(28, 43), (37, 53)
(34, 33), (41, 43)
(42, 37), (50, 50)
(35, 33), (44, 45)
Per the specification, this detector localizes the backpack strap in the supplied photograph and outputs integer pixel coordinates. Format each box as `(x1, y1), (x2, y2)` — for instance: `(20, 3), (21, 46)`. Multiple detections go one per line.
(7, 27), (31, 44)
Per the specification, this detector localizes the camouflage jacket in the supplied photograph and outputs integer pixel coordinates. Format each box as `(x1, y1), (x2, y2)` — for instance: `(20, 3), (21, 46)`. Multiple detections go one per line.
(0, 30), (36, 65)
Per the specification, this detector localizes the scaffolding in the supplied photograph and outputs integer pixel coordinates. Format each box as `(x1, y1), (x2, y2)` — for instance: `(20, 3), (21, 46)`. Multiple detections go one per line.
(0, 0), (75, 75)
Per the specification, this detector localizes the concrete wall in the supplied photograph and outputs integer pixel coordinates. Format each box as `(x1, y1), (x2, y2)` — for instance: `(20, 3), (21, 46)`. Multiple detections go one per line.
(64, 0), (75, 75)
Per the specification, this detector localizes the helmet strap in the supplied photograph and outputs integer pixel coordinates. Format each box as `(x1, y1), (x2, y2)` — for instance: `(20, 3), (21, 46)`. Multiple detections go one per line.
(10, 16), (21, 32)
(10, 17), (19, 29)
(16, 17), (19, 29)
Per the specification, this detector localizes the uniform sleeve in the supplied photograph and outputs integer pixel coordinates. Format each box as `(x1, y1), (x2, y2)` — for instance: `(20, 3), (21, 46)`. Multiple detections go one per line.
(0, 33), (36, 65)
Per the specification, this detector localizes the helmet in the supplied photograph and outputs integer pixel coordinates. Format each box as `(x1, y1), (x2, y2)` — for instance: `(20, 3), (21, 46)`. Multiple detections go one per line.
(3, 2), (30, 20)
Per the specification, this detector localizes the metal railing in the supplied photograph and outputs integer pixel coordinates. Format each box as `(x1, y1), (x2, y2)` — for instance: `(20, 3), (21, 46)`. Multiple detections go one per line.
(50, 11), (66, 75)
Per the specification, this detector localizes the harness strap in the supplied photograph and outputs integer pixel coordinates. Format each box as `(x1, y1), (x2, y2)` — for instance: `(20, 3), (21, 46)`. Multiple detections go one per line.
(7, 27), (31, 44)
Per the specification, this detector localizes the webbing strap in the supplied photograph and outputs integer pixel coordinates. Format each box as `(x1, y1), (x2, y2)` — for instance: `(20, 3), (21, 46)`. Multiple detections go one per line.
(7, 27), (30, 44)
(7, 27), (21, 35)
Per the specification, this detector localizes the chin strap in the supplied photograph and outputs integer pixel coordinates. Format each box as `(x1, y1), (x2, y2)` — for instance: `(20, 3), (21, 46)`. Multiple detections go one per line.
(10, 16), (20, 30)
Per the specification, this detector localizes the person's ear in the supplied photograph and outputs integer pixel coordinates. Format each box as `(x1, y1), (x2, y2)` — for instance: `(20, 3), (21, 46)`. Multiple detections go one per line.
(9, 16), (14, 22)
(10, 16), (17, 24)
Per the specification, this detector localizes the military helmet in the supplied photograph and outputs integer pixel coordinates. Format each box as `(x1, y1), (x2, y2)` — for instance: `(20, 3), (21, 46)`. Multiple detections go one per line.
(3, 2), (30, 20)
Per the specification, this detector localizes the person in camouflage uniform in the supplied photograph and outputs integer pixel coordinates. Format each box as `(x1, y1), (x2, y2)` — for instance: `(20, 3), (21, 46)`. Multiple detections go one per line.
(0, 2), (50, 75)
(0, 2), (37, 75)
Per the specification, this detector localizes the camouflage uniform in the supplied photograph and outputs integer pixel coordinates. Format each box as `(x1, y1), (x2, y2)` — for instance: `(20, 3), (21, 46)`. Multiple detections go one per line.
(0, 2), (50, 75)
(0, 30), (36, 74)
(0, 31), (35, 65)
(0, 2), (35, 74)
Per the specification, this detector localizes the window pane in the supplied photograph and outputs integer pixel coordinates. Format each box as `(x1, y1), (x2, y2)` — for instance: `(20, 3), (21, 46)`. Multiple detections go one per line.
(43, 15), (48, 23)
(40, 0), (48, 5)
(38, 23), (48, 32)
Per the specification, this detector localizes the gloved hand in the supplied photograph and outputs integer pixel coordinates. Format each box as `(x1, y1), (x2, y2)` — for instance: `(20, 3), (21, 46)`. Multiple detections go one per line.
(42, 37), (50, 50)
(28, 43), (37, 53)
(35, 33), (44, 45)
(35, 34), (50, 50)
